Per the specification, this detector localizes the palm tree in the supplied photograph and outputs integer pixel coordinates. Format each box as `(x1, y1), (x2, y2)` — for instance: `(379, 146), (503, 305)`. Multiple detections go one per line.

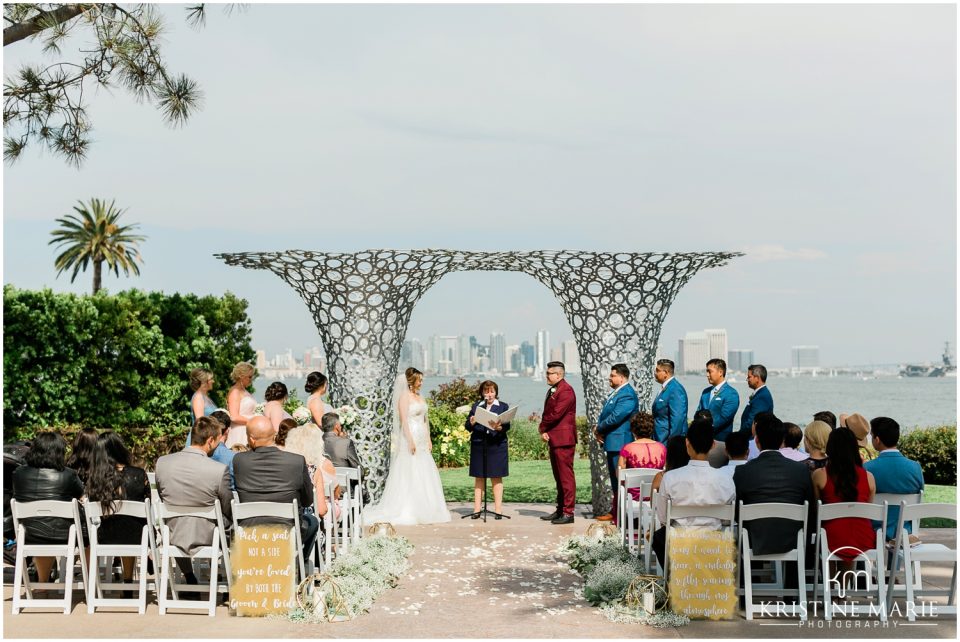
(49, 198), (147, 294)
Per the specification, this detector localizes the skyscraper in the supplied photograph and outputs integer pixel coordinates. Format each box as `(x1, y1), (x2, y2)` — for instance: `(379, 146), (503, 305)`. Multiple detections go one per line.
(505, 344), (519, 372)
(791, 346), (820, 372)
(490, 332), (506, 373)
(727, 349), (754, 373)
(520, 341), (535, 372)
(704, 329), (729, 362)
(679, 331), (709, 374)
(457, 335), (472, 374)
(536, 329), (550, 376)
(562, 340), (581, 374)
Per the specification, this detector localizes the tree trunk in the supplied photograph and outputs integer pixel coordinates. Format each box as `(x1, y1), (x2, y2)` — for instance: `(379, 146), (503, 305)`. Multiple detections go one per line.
(92, 259), (102, 294)
(3, 4), (90, 47)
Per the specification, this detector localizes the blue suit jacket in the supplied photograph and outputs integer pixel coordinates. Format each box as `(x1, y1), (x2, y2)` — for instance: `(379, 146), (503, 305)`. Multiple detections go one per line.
(652, 378), (688, 443)
(739, 385), (773, 433)
(696, 382), (740, 442)
(864, 450), (925, 540)
(596, 383), (639, 453)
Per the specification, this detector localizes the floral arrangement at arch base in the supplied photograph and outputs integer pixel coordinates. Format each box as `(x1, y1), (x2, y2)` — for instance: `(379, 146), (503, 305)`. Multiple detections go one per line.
(560, 535), (689, 628)
(287, 534), (413, 623)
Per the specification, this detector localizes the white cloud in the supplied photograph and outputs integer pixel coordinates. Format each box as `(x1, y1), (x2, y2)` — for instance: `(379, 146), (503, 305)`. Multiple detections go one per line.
(741, 245), (828, 262)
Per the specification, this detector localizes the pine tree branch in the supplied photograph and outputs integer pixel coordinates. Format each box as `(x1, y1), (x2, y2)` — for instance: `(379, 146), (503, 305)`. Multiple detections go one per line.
(4, 4), (91, 47)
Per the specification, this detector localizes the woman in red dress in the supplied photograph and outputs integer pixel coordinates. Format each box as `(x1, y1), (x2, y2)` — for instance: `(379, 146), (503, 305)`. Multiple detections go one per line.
(618, 412), (667, 502)
(812, 427), (876, 566)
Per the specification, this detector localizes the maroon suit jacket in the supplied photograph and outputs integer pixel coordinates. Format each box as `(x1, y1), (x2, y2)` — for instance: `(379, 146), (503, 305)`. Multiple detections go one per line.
(539, 378), (577, 448)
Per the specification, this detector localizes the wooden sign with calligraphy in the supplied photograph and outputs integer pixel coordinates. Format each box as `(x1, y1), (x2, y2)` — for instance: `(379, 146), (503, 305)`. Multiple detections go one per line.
(229, 525), (297, 616)
(667, 527), (738, 620)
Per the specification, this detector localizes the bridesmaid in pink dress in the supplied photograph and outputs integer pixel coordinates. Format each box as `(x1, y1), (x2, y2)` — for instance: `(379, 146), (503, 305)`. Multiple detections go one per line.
(618, 412), (667, 501)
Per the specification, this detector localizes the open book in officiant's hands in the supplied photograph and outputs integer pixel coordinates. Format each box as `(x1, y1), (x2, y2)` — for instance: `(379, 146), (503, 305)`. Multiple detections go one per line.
(474, 405), (520, 432)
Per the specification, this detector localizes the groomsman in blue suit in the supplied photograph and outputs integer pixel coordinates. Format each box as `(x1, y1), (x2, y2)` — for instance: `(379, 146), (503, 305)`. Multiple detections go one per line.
(740, 363), (773, 435)
(696, 358), (740, 442)
(593, 363), (639, 521)
(652, 359), (688, 443)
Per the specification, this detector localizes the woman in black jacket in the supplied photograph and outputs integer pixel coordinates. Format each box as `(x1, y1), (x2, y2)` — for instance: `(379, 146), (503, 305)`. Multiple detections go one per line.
(12, 432), (84, 582)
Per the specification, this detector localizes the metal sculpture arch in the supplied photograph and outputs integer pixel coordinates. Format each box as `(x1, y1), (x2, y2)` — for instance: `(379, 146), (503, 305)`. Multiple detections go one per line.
(215, 250), (742, 513)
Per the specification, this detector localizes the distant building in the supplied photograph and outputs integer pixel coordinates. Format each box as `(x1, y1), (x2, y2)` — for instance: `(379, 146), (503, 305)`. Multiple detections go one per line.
(562, 340), (581, 374)
(457, 335), (473, 374)
(791, 345), (820, 373)
(520, 341), (536, 372)
(401, 339), (426, 371)
(536, 329), (550, 375)
(704, 329), (728, 362)
(550, 346), (563, 363)
(255, 349), (267, 370)
(679, 331), (709, 374)
(727, 349), (754, 373)
(490, 332), (506, 373)
(505, 344), (519, 372)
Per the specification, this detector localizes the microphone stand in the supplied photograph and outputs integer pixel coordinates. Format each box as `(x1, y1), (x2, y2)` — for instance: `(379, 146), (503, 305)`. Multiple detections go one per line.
(462, 417), (510, 522)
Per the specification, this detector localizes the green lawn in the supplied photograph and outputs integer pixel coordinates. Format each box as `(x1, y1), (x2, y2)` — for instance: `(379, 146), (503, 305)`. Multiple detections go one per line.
(440, 461), (957, 526)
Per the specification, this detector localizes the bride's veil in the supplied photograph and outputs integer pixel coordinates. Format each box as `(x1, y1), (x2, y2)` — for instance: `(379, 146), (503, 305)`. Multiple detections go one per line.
(389, 373), (410, 467)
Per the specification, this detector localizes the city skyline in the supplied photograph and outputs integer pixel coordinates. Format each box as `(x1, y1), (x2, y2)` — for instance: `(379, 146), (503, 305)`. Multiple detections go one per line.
(3, 5), (954, 368)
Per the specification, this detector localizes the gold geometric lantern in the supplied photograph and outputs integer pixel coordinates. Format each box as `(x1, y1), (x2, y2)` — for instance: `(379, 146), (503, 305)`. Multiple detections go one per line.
(366, 522), (397, 538)
(297, 572), (352, 622)
(625, 574), (668, 615)
(585, 522), (618, 540)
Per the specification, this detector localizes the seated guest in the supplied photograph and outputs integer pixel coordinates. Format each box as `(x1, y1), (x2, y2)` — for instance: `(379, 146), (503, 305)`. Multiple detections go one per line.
(841, 413), (878, 463)
(618, 412), (666, 502)
(650, 434), (692, 498)
(720, 431), (750, 477)
(86, 431), (150, 590)
(812, 428), (876, 570)
(734, 413), (813, 556)
(233, 416), (321, 560)
(12, 432), (84, 583)
(803, 420), (831, 472)
(276, 418), (297, 449)
(779, 423), (808, 462)
(652, 420), (736, 570)
(155, 416), (233, 586)
(813, 410), (837, 431)
(286, 419), (340, 522)
(321, 412), (361, 469)
(208, 409), (236, 490)
(863, 417), (924, 542)
(65, 428), (98, 485)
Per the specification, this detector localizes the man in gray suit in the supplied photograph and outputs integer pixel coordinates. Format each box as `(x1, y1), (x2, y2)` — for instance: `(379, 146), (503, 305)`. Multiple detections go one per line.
(321, 412), (360, 469)
(155, 416), (233, 584)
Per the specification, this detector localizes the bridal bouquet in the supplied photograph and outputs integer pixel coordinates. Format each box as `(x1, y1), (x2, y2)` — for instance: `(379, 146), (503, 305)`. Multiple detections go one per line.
(254, 402), (266, 416)
(292, 406), (312, 425)
(335, 404), (360, 428)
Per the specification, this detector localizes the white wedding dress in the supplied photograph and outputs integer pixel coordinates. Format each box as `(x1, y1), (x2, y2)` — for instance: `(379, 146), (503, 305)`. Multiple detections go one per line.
(363, 398), (451, 526)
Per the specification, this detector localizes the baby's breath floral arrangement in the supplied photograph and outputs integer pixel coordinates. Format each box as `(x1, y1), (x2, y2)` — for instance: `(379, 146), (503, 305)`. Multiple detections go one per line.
(560, 535), (689, 628)
(288, 535), (414, 623)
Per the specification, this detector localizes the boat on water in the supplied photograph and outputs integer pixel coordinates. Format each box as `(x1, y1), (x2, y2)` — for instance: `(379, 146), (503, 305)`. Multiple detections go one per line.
(899, 342), (956, 378)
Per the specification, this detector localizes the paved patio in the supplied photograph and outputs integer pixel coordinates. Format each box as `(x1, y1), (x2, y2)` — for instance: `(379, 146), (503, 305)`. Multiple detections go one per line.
(4, 503), (957, 639)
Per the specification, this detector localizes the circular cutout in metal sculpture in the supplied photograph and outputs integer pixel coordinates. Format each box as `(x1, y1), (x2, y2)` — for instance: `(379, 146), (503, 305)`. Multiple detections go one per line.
(215, 249), (742, 512)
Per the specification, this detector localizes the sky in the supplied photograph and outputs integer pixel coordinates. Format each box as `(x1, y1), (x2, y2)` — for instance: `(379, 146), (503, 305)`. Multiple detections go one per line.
(2, 3), (956, 368)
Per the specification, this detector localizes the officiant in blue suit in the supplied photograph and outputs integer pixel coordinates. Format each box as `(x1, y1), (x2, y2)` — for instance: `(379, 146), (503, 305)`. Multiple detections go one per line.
(652, 359), (689, 443)
(696, 358), (740, 442)
(593, 363), (640, 522)
(465, 380), (511, 519)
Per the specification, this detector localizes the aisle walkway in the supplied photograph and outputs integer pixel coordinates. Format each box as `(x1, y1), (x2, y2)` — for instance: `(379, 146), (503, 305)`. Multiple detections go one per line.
(4, 503), (957, 639)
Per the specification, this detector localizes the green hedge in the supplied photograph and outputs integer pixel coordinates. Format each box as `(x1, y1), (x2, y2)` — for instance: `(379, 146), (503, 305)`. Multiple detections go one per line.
(899, 425), (957, 485)
(3, 286), (255, 460)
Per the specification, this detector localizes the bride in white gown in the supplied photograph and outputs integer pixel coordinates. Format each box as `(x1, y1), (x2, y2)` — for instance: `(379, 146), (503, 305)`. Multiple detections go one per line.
(363, 367), (451, 526)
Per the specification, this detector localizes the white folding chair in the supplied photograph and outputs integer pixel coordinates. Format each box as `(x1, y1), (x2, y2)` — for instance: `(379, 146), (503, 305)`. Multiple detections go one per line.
(618, 468), (658, 551)
(739, 501), (808, 620)
(662, 501), (736, 584)
(84, 499), (157, 614)
(335, 466), (363, 544)
(333, 471), (352, 554)
(643, 489), (661, 573)
(156, 499), (231, 616)
(887, 502), (957, 620)
(321, 480), (340, 569)
(813, 500), (888, 621)
(10, 499), (88, 614)
(231, 499), (306, 583)
(874, 491), (924, 593)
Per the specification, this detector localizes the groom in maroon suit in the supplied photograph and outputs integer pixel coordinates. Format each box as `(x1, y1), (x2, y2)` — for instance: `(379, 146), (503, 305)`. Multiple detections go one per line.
(539, 361), (577, 524)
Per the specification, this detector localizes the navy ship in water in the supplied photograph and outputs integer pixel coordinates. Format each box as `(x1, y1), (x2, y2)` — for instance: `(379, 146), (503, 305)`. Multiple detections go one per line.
(900, 342), (956, 377)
